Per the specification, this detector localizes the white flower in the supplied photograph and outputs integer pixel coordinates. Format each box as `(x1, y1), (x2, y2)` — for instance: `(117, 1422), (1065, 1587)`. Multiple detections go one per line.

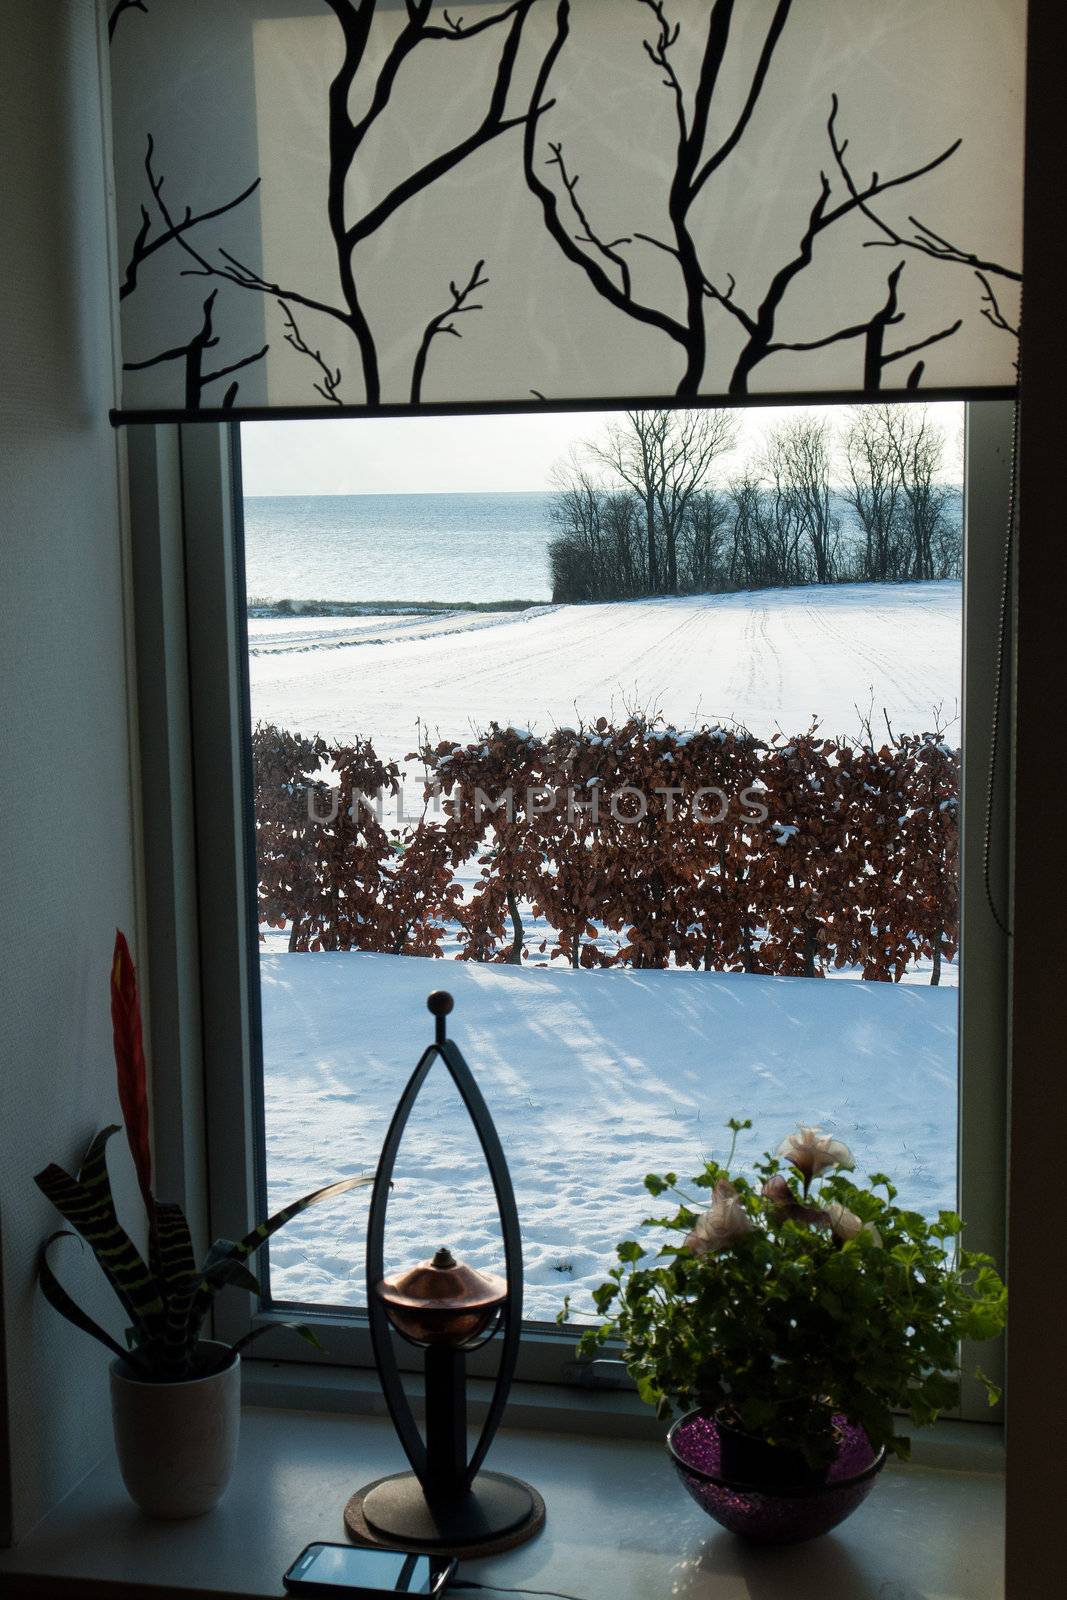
(776, 1126), (855, 1181)
(685, 1179), (753, 1257)
(824, 1200), (881, 1247)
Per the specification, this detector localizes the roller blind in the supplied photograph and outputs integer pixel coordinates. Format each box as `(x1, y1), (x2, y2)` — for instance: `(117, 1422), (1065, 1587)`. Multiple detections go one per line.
(106, 0), (1024, 419)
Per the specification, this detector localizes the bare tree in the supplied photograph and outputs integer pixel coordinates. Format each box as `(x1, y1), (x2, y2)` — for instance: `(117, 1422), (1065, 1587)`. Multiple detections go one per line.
(842, 405), (959, 582)
(843, 406), (906, 581)
(755, 438), (807, 586)
(550, 402), (960, 600)
(651, 409), (739, 592)
(888, 408), (954, 581)
(772, 416), (839, 584)
(724, 472), (764, 588)
(679, 489), (731, 593)
(590, 409), (737, 593)
(548, 455), (645, 602)
(591, 412), (663, 590)
(548, 457), (607, 601)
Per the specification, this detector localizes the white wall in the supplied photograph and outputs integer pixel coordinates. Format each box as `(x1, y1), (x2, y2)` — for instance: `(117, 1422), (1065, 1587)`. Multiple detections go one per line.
(0, 0), (139, 1545)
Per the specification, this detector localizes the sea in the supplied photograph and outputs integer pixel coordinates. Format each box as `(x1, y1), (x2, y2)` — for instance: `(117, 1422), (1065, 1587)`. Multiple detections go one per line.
(242, 487), (962, 610)
(242, 492), (556, 607)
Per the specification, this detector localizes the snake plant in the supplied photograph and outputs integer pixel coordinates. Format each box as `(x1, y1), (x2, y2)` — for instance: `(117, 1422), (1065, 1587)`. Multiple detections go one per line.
(34, 931), (371, 1380)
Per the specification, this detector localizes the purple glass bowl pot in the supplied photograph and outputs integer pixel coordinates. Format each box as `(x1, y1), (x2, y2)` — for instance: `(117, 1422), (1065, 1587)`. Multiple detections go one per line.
(666, 1410), (887, 1545)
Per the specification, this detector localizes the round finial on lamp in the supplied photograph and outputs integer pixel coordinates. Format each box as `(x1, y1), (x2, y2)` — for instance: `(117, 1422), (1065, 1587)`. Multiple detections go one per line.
(427, 990), (454, 1044)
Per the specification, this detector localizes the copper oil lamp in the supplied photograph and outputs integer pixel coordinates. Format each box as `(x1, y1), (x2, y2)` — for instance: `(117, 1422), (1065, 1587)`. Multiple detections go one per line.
(345, 993), (543, 1554)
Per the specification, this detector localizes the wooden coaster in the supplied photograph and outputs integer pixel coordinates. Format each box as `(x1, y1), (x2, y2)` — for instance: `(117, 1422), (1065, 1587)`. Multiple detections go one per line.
(344, 1474), (546, 1560)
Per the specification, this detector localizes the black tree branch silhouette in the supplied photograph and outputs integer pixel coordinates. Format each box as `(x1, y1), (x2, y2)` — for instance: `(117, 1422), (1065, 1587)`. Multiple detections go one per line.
(109, 0), (147, 42)
(827, 114), (1021, 305)
(742, 262), (962, 390)
(702, 101), (964, 394)
(526, 0), (794, 397)
(528, 2), (994, 396)
(411, 260), (489, 403)
(435, 5), (531, 41)
(547, 145), (633, 299)
(153, 0), (550, 406)
(279, 301), (343, 406)
(123, 290), (268, 411)
(975, 271), (1019, 339)
(119, 137), (261, 302)
(523, 1), (691, 359)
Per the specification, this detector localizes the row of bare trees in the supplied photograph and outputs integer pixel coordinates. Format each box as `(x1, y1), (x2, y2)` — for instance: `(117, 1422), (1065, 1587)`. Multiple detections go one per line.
(549, 404), (961, 602)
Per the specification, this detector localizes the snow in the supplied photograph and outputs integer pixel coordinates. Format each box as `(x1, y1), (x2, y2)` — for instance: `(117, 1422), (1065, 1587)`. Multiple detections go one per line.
(247, 581), (961, 758)
(249, 583), (962, 1319)
(262, 953), (958, 1324)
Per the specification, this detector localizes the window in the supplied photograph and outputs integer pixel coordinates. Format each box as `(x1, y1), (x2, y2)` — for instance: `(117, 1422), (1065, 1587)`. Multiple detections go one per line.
(129, 399), (1011, 1404)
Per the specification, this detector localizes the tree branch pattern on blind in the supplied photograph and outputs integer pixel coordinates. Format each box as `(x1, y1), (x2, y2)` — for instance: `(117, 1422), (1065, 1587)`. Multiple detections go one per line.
(108, 0), (1024, 415)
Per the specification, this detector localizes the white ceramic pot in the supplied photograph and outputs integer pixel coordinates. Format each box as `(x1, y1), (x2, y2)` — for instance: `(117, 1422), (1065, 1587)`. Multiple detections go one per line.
(109, 1341), (241, 1518)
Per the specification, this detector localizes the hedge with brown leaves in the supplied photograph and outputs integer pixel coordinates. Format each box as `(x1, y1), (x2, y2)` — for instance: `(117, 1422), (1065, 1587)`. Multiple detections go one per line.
(252, 717), (958, 984)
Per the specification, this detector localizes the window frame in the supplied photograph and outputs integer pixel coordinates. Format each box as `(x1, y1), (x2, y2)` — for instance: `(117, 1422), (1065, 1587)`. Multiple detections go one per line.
(128, 401), (1012, 1408)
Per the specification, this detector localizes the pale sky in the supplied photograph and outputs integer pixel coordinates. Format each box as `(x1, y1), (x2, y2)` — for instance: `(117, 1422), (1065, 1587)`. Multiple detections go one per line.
(240, 403), (964, 496)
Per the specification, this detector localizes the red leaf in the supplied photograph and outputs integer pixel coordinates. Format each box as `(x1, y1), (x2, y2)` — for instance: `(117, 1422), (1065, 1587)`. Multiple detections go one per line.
(110, 931), (153, 1211)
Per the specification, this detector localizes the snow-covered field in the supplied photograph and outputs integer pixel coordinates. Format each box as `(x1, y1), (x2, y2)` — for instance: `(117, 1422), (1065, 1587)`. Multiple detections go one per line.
(263, 954), (957, 1323)
(250, 582), (962, 1319)
(248, 581), (961, 756)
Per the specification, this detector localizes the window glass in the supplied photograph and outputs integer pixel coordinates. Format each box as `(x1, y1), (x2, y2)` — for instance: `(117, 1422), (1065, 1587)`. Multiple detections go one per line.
(240, 403), (963, 1323)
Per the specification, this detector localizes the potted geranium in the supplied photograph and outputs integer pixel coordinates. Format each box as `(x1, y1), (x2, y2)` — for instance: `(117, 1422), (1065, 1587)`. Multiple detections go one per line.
(572, 1118), (1007, 1541)
(34, 932), (372, 1519)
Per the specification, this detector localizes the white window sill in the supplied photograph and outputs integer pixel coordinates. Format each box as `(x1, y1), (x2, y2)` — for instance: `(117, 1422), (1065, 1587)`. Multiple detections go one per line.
(0, 1395), (1004, 1600)
(241, 1361), (1006, 1472)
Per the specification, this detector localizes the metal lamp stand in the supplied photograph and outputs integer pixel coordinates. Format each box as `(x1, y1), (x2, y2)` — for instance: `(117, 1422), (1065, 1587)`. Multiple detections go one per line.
(344, 992), (544, 1555)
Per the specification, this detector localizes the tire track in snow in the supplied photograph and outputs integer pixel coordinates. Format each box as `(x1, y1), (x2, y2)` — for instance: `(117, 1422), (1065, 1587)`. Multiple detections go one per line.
(249, 585), (962, 755)
(797, 593), (938, 720)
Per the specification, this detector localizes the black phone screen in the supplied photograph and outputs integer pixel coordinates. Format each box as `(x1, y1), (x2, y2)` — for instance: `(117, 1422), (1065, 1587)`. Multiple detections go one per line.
(285, 1541), (443, 1593)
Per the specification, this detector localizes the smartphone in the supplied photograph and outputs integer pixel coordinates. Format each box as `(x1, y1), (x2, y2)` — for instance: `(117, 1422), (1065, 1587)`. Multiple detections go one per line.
(282, 1541), (456, 1597)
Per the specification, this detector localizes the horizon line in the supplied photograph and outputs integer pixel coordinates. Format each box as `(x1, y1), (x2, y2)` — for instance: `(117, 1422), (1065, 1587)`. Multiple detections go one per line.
(243, 482), (964, 498)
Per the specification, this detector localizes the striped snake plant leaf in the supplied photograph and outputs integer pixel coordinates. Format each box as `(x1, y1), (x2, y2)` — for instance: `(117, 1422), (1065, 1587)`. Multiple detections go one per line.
(182, 1241), (264, 1351)
(199, 1240), (262, 1297)
(153, 1201), (201, 1377)
(155, 1201), (198, 1299)
(189, 1173), (372, 1327)
(231, 1320), (325, 1357)
(185, 1248), (265, 1350)
(38, 1231), (140, 1367)
(35, 1127), (164, 1340)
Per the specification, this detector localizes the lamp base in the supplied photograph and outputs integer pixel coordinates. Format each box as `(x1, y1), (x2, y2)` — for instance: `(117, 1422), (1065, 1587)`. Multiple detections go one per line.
(345, 1471), (545, 1556)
